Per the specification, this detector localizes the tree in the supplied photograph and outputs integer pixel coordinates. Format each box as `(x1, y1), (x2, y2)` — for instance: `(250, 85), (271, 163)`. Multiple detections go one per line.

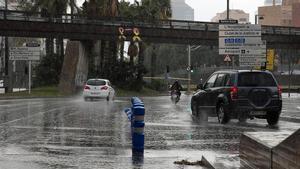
(17, 0), (79, 86)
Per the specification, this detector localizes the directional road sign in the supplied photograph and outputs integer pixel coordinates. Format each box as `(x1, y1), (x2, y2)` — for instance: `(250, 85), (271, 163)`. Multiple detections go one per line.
(219, 37), (264, 48)
(219, 24), (261, 31)
(9, 47), (40, 61)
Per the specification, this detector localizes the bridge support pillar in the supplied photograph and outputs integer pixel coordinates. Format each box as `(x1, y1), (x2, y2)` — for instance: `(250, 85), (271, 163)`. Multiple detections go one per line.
(59, 41), (89, 95)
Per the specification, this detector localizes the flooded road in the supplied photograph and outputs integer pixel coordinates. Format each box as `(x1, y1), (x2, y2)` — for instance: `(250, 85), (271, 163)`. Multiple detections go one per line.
(0, 95), (299, 169)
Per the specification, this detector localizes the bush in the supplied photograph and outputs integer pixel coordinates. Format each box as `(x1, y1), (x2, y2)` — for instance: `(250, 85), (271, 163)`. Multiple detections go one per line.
(146, 79), (167, 91)
(34, 54), (62, 87)
(101, 61), (147, 91)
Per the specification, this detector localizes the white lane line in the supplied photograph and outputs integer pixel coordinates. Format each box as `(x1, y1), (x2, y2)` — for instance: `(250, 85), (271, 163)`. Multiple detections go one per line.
(297, 107), (300, 110)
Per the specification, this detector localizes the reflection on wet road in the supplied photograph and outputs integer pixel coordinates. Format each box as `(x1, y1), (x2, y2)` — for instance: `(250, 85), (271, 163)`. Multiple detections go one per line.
(0, 95), (299, 169)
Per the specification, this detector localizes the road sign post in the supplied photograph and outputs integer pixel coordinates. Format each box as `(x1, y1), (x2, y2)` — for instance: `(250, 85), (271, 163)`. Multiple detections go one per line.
(9, 46), (40, 94)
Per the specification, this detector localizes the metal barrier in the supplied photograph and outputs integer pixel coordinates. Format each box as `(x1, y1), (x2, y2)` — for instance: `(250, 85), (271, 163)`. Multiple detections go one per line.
(1, 9), (300, 35)
(124, 97), (145, 158)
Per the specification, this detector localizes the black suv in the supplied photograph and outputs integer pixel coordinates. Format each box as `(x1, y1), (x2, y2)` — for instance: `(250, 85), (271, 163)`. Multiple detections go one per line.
(191, 70), (282, 126)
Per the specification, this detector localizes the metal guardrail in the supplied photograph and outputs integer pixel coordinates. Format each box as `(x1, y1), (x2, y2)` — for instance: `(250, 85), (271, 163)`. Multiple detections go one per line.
(1, 9), (300, 35)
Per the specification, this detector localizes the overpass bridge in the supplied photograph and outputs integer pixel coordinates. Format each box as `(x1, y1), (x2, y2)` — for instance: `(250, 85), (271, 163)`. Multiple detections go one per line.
(0, 10), (300, 48)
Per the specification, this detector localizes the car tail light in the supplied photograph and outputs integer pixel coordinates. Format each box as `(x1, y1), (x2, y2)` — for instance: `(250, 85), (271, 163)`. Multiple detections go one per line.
(230, 86), (238, 100)
(278, 85), (282, 97)
(101, 86), (108, 90)
(84, 85), (90, 90)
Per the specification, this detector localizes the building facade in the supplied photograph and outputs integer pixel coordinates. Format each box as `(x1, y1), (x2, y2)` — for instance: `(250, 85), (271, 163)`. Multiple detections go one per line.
(264, 0), (282, 6)
(211, 10), (249, 24)
(258, 0), (300, 27)
(171, 0), (194, 21)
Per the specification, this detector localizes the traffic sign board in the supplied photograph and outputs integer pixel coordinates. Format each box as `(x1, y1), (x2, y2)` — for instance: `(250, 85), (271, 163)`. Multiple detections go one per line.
(219, 48), (266, 55)
(219, 24), (261, 31)
(240, 49), (266, 55)
(219, 37), (263, 47)
(219, 48), (241, 55)
(219, 20), (238, 24)
(9, 47), (40, 60)
(219, 30), (261, 37)
(224, 55), (231, 62)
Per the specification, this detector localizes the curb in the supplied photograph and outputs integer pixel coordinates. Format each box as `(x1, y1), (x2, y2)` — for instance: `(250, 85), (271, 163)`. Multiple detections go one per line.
(201, 155), (215, 169)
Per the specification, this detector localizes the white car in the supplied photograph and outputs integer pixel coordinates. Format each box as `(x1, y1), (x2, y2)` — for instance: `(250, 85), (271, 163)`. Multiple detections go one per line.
(83, 79), (115, 101)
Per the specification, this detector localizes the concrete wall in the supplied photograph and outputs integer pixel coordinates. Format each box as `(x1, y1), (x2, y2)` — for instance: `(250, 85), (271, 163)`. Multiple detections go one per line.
(240, 133), (272, 169)
(59, 41), (89, 95)
(272, 129), (300, 169)
(75, 42), (89, 87)
(240, 129), (300, 169)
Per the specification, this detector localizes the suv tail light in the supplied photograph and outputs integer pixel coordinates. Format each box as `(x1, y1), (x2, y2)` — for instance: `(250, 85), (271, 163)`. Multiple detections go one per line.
(84, 85), (90, 90)
(101, 86), (108, 90)
(230, 86), (238, 100)
(278, 85), (282, 97)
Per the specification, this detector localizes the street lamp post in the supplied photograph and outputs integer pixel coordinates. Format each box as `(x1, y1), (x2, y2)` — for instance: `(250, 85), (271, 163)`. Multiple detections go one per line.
(227, 0), (230, 20)
(4, 0), (9, 93)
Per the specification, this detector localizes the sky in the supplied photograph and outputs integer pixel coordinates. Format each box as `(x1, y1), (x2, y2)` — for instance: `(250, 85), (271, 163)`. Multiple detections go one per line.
(77, 0), (267, 24)
(185, 0), (265, 23)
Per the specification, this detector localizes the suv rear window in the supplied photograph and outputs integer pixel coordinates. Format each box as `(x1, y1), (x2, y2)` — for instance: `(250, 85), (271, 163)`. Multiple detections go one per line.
(238, 72), (277, 87)
(87, 80), (106, 86)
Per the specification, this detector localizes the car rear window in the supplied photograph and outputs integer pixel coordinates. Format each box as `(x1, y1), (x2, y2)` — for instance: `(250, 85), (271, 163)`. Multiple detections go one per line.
(238, 72), (277, 87)
(86, 80), (106, 86)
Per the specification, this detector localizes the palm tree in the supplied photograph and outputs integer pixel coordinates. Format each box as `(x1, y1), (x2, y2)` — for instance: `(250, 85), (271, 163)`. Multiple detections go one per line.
(80, 0), (119, 78)
(18, 0), (79, 56)
(138, 0), (172, 80)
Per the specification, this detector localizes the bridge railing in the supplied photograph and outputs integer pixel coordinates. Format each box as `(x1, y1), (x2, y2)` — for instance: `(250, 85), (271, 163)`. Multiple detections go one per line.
(1, 9), (300, 35)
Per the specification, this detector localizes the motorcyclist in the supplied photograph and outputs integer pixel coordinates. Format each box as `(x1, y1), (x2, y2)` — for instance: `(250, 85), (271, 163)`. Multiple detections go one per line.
(170, 80), (183, 97)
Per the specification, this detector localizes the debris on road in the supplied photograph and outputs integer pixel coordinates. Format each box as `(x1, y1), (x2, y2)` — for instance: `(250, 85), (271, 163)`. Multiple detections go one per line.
(174, 159), (205, 166)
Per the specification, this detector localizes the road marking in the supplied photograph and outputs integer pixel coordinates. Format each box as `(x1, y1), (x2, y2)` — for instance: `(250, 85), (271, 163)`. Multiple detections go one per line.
(297, 107), (300, 110)
(0, 105), (73, 126)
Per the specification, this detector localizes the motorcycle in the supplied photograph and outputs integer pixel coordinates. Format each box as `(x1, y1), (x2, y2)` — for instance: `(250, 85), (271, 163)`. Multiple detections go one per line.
(170, 90), (180, 104)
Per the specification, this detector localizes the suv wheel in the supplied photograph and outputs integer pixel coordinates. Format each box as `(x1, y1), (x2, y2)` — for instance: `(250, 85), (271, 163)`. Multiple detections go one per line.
(238, 113), (247, 123)
(267, 111), (280, 126)
(217, 103), (230, 124)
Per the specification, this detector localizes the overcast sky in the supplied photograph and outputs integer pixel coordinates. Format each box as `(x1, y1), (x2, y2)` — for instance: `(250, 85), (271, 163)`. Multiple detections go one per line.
(77, 0), (266, 24)
(186, 0), (265, 23)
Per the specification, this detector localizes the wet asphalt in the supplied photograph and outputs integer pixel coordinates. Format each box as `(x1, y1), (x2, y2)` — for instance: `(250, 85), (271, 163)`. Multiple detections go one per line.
(0, 95), (299, 169)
